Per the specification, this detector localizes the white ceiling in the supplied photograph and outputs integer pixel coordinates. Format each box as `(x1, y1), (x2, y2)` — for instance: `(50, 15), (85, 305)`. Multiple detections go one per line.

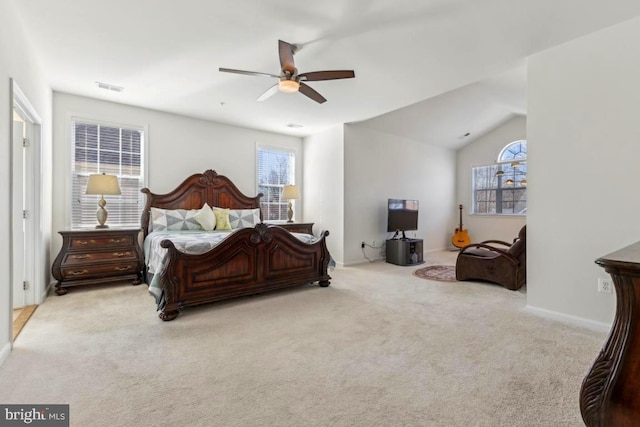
(9, 0), (640, 147)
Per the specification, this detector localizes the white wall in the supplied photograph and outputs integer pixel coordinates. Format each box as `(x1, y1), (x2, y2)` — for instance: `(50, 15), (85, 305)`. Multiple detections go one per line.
(302, 125), (345, 263)
(527, 16), (640, 327)
(52, 92), (302, 253)
(456, 115), (527, 243)
(343, 124), (456, 265)
(0, 0), (52, 364)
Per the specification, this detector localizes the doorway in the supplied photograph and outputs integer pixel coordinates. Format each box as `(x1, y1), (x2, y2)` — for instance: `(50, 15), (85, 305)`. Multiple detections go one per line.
(10, 79), (42, 342)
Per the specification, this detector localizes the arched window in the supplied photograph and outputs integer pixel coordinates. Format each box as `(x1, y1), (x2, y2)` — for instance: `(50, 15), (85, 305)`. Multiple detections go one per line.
(471, 140), (527, 215)
(498, 140), (527, 162)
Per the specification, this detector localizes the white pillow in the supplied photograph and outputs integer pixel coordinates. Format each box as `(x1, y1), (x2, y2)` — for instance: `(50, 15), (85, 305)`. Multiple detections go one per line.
(194, 203), (216, 231)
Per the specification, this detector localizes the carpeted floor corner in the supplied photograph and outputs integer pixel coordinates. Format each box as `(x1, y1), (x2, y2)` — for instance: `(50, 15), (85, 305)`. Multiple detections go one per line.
(0, 251), (604, 426)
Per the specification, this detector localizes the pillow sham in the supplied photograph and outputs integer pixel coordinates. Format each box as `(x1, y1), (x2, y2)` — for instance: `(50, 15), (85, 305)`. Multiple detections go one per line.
(213, 207), (232, 230)
(150, 207), (203, 232)
(228, 208), (261, 229)
(194, 203), (216, 231)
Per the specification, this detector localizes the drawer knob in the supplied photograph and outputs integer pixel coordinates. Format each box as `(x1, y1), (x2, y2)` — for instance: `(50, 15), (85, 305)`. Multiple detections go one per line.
(71, 254), (91, 260)
(114, 266), (131, 271)
(113, 252), (130, 257)
(69, 269), (89, 276)
(76, 240), (96, 245)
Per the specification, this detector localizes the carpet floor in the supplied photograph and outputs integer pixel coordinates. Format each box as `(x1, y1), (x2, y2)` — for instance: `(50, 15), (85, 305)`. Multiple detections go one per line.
(0, 251), (605, 426)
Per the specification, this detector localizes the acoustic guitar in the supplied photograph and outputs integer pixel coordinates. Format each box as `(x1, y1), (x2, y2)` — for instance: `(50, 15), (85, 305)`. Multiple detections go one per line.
(452, 204), (471, 248)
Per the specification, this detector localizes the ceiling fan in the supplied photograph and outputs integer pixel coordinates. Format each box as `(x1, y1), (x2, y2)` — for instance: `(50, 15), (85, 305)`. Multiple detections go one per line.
(219, 40), (355, 104)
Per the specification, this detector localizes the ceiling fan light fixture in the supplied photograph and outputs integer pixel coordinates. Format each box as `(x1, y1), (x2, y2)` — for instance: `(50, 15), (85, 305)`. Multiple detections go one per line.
(279, 79), (300, 93)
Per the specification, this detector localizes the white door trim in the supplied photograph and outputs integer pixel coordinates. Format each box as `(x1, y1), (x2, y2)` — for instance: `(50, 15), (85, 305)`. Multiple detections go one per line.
(9, 79), (44, 345)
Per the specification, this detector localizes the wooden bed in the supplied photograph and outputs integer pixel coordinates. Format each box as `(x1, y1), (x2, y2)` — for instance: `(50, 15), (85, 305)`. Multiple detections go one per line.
(141, 169), (331, 321)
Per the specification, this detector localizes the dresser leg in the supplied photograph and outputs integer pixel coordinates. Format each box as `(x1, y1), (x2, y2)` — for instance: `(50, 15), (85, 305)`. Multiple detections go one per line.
(55, 284), (68, 296)
(132, 273), (142, 286)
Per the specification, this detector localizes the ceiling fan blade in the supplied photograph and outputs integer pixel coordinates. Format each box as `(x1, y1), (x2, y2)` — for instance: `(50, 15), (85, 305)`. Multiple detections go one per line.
(256, 83), (280, 102)
(219, 68), (279, 79)
(298, 82), (327, 104)
(299, 70), (355, 81)
(278, 40), (296, 74)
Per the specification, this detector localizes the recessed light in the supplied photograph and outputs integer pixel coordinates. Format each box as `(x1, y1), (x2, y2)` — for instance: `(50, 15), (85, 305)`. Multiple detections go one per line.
(96, 81), (124, 92)
(286, 123), (303, 128)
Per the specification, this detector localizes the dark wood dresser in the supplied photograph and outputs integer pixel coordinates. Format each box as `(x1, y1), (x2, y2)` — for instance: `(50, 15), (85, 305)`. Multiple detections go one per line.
(580, 241), (640, 426)
(51, 228), (143, 295)
(273, 222), (314, 234)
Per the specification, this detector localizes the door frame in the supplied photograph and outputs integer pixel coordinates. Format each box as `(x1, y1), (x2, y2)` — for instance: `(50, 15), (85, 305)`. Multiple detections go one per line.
(9, 79), (43, 343)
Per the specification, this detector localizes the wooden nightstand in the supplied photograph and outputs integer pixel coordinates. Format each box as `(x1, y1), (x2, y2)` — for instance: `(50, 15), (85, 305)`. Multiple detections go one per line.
(272, 222), (314, 234)
(51, 228), (143, 295)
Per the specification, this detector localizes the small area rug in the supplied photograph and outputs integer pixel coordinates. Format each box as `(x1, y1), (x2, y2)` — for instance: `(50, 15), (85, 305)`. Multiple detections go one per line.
(413, 265), (457, 282)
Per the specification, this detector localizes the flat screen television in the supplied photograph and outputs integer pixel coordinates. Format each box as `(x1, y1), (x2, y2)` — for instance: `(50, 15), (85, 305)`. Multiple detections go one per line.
(387, 199), (419, 237)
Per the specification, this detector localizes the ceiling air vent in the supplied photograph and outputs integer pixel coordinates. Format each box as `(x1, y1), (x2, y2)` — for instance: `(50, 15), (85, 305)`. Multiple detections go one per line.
(96, 81), (124, 92)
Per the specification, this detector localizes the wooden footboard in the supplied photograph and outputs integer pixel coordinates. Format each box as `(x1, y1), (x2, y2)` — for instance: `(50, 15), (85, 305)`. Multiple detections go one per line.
(157, 223), (331, 320)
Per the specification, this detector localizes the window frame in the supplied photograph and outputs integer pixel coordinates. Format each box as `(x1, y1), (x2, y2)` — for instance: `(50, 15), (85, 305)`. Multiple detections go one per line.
(69, 115), (148, 229)
(256, 145), (297, 222)
(471, 140), (527, 216)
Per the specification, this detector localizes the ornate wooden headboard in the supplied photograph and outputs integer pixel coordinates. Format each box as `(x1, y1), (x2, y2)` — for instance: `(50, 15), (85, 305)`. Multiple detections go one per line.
(140, 169), (263, 237)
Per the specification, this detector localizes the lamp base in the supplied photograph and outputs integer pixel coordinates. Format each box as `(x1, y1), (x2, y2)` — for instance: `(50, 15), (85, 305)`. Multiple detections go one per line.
(287, 201), (294, 223)
(96, 199), (109, 229)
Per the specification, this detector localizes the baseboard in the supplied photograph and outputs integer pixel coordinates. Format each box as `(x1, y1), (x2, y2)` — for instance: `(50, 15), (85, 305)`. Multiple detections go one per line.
(524, 305), (612, 333)
(426, 247), (451, 254)
(342, 259), (383, 267)
(0, 341), (11, 367)
(41, 280), (56, 302)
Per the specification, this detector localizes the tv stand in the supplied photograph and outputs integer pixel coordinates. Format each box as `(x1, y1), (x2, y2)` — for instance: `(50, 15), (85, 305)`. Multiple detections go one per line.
(386, 238), (424, 266)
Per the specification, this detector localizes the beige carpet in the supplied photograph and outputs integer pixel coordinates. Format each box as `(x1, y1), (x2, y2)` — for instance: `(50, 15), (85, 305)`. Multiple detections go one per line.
(0, 251), (605, 426)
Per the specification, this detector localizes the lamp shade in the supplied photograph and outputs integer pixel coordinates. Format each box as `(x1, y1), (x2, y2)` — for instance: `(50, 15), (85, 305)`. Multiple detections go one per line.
(282, 185), (300, 200)
(86, 173), (121, 195)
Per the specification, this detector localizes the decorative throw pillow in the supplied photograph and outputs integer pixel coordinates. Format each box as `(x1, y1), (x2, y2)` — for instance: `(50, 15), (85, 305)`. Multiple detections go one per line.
(150, 207), (202, 231)
(228, 208), (261, 229)
(213, 207), (232, 230)
(194, 203), (216, 231)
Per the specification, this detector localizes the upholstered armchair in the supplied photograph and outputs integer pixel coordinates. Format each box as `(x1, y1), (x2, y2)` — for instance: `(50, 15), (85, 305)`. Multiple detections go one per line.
(455, 225), (526, 290)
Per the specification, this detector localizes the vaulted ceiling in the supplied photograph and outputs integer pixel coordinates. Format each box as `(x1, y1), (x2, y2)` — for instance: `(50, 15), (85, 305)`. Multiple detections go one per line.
(10, 0), (640, 147)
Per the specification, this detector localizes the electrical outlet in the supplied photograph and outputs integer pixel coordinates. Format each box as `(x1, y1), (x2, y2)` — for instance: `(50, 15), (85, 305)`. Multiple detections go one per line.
(373, 241), (376, 247)
(361, 241), (365, 248)
(598, 277), (613, 294)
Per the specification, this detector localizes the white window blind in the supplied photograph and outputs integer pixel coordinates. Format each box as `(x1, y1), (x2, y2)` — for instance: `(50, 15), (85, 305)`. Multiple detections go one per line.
(71, 120), (145, 228)
(257, 147), (295, 221)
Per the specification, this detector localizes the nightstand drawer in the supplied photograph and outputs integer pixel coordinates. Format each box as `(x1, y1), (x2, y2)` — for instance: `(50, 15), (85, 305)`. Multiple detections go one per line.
(60, 262), (139, 279)
(69, 234), (134, 249)
(63, 249), (138, 265)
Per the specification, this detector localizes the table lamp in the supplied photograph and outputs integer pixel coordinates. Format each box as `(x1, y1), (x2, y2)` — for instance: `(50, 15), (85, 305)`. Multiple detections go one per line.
(282, 185), (300, 223)
(86, 173), (121, 228)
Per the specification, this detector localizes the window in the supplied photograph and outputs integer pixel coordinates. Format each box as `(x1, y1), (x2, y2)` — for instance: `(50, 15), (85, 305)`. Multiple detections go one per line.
(257, 147), (295, 221)
(472, 140), (527, 215)
(71, 119), (145, 228)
